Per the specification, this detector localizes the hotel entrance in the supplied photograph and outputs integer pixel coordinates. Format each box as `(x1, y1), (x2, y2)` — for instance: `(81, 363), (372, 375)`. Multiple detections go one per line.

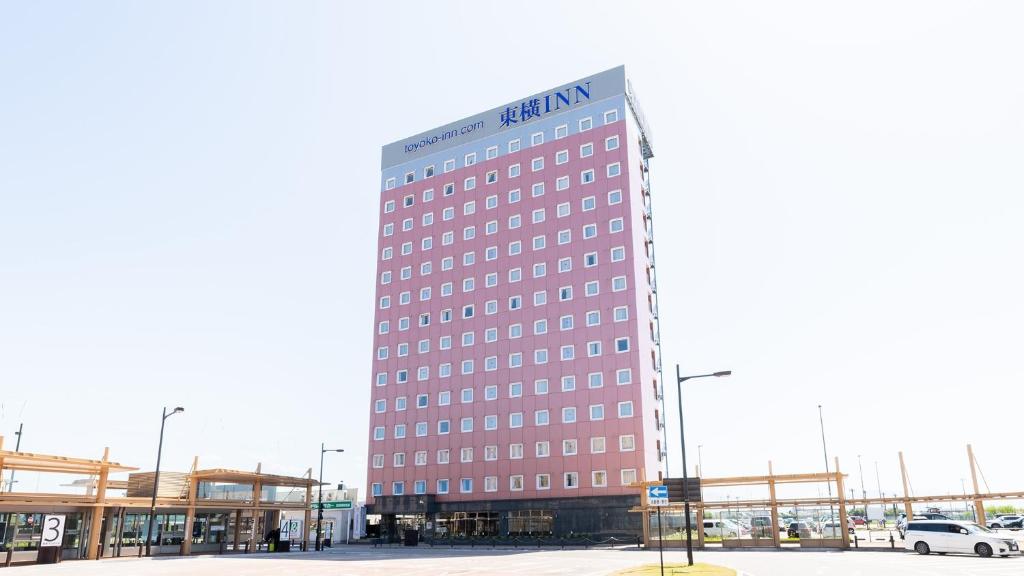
(435, 512), (499, 538)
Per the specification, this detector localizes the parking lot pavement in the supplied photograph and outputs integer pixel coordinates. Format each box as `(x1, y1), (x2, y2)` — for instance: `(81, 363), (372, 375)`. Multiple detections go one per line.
(6, 546), (1022, 576)
(710, 549), (1021, 576)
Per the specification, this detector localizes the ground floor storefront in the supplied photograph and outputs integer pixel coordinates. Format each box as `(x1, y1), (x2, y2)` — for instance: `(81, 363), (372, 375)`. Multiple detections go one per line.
(0, 505), (311, 564)
(0, 443), (321, 565)
(368, 495), (641, 541)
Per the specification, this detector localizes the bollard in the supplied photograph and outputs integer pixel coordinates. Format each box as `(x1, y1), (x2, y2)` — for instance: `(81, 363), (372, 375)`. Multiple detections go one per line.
(854, 535), (859, 549)
(889, 533), (895, 549)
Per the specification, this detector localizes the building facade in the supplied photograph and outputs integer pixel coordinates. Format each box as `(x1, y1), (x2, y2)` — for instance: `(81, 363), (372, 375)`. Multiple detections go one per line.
(365, 66), (663, 538)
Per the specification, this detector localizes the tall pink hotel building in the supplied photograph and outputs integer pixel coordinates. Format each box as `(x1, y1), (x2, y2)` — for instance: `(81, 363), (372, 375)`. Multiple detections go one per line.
(367, 66), (663, 539)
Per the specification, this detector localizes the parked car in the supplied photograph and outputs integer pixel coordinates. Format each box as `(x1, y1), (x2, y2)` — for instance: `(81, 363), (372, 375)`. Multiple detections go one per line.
(820, 521), (855, 537)
(750, 516), (775, 538)
(904, 520), (1020, 557)
(898, 513), (951, 538)
(850, 516), (867, 526)
(988, 515), (1024, 529)
(703, 519), (741, 538)
(787, 521), (815, 539)
(1003, 518), (1024, 530)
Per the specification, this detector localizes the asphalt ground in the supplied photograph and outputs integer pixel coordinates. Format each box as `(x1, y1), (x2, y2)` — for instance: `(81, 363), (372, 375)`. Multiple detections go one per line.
(8, 545), (1024, 576)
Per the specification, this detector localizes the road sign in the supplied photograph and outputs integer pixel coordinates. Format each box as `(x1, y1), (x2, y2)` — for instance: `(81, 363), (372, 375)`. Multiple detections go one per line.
(647, 485), (669, 506)
(665, 477), (703, 503)
(311, 500), (352, 510)
(40, 515), (66, 547)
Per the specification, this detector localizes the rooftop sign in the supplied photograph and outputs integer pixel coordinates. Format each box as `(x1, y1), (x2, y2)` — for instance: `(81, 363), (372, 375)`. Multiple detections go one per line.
(381, 66), (627, 170)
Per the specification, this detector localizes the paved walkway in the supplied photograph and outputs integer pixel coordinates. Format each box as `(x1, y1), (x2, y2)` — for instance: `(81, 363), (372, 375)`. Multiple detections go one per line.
(9, 546), (1023, 575)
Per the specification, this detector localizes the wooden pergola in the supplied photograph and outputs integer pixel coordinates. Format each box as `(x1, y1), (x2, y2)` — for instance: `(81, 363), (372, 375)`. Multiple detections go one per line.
(0, 436), (319, 561)
(632, 446), (1024, 550)
(631, 457), (854, 549)
(0, 438), (136, 560)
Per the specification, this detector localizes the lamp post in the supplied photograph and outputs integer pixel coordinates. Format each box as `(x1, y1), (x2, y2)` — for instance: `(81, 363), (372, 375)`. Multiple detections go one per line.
(146, 406), (183, 557)
(315, 444), (344, 551)
(857, 455), (866, 519)
(817, 405), (836, 527)
(676, 365), (731, 567)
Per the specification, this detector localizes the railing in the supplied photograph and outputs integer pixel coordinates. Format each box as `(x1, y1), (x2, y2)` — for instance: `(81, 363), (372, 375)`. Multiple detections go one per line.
(372, 535), (641, 550)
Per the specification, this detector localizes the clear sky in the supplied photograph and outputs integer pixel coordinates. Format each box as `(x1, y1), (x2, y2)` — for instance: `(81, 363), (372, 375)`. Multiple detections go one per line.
(1, 1), (1021, 501)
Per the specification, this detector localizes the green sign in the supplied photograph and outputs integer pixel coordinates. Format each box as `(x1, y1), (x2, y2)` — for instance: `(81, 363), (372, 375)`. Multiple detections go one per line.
(311, 500), (352, 510)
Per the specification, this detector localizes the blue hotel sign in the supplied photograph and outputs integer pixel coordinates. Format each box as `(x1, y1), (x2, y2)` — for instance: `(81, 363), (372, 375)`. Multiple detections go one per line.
(499, 82), (591, 128)
(381, 66), (627, 170)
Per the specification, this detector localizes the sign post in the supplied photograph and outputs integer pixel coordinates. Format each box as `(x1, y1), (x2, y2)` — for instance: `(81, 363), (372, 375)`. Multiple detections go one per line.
(310, 501), (352, 510)
(40, 515), (66, 548)
(647, 485), (669, 576)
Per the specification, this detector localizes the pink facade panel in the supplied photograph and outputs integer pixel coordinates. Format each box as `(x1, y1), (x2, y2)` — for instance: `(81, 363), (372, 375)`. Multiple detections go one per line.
(367, 94), (661, 506)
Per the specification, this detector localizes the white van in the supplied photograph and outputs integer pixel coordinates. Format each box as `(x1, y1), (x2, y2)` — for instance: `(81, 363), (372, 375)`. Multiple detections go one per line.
(702, 519), (741, 538)
(904, 520), (1020, 557)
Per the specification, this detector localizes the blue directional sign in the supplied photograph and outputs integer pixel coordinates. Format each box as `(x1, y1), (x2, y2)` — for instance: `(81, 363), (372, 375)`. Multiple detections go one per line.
(647, 485), (669, 506)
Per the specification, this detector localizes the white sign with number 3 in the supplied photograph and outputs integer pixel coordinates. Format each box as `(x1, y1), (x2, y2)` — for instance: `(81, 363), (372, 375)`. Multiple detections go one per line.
(40, 515), (66, 547)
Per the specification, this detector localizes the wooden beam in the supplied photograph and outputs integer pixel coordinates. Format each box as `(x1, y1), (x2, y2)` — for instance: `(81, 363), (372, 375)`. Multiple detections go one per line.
(967, 444), (986, 523)
(835, 457), (850, 547)
(768, 461), (780, 548)
(233, 508), (242, 552)
(899, 451), (913, 518)
(302, 468), (312, 552)
(700, 472), (844, 486)
(181, 456), (200, 556)
(85, 448), (111, 560)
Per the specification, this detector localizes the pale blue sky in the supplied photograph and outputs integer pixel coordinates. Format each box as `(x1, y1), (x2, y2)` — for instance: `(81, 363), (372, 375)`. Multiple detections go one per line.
(1, 1), (1022, 500)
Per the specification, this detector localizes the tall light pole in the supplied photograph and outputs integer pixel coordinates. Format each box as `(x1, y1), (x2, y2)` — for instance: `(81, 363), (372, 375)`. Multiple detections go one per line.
(6, 423), (22, 492)
(146, 406), (183, 557)
(875, 461), (883, 523)
(857, 455), (867, 518)
(817, 405), (836, 526)
(316, 444), (344, 551)
(676, 365), (731, 567)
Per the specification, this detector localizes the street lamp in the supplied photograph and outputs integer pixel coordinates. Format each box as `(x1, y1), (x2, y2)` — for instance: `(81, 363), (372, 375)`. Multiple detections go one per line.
(315, 444), (344, 551)
(146, 406), (183, 557)
(676, 365), (731, 566)
(858, 455), (867, 520)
